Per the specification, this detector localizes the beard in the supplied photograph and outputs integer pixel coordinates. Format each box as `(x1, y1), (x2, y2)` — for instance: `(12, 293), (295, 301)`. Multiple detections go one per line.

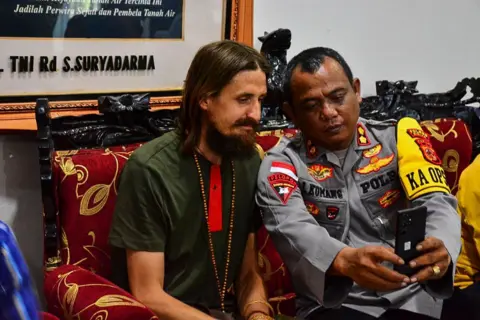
(205, 117), (259, 159)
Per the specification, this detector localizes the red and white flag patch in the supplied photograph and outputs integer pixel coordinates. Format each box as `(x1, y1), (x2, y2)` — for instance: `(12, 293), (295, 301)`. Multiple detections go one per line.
(268, 162), (298, 204)
(269, 161), (298, 181)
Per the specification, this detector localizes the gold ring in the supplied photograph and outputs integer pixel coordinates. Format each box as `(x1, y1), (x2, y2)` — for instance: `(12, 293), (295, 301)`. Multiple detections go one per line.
(432, 265), (441, 276)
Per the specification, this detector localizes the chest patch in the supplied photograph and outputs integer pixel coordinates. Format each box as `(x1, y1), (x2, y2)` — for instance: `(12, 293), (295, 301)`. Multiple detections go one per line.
(308, 164), (333, 182)
(356, 153), (395, 175)
(305, 201), (320, 215)
(326, 206), (339, 220)
(378, 189), (401, 208)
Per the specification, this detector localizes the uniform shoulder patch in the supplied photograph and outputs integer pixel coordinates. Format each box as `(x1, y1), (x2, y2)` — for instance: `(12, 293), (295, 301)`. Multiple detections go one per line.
(396, 117), (450, 200)
(268, 161), (298, 204)
(356, 123), (371, 146)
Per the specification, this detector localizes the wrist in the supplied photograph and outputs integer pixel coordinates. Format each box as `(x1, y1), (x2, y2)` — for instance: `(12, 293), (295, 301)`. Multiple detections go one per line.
(330, 247), (354, 276)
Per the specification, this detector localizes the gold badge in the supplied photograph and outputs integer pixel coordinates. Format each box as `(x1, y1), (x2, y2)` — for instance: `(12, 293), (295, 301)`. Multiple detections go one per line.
(362, 144), (382, 158)
(308, 164), (333, 182)
(356, 154), (395, 174)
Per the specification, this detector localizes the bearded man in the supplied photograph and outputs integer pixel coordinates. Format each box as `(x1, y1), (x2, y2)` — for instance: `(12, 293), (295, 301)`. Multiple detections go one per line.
(109, 40), (274, 320)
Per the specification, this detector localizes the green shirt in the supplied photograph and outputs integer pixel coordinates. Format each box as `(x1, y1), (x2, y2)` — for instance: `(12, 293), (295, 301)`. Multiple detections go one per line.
(109, 130), (261, 312)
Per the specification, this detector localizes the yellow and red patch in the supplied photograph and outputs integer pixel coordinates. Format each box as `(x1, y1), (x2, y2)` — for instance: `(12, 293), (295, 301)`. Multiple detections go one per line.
(305, 201), (320, 215)
(308, 164), (333, 182)
(378, 189), (401, 208)
(362, 144), (382, 158)
(406, 128), (442, 165)
(356, 153), (395, 174)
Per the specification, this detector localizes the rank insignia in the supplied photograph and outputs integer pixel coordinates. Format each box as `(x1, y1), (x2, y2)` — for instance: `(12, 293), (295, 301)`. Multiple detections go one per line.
(306, 140), (319, 159)
(378, 189), (401, 208)
(356, 123), (371, 146)
(326, 206), (339, 220)
(362, 144), (382, 158)
(356, 153), (395, 174)
(308, 164), (333, 182)
(305, 201), (320, 215)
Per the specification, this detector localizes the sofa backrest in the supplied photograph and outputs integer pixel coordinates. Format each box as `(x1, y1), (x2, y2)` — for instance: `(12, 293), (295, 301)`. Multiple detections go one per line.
(49, 119), (471, 288)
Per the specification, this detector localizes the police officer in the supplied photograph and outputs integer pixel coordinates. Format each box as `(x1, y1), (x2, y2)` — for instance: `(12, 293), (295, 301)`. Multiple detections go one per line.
(255, 47), (461, 320)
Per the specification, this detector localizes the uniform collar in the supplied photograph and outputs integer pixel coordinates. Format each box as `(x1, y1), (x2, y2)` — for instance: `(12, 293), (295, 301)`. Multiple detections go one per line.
(303, 120), (379, 157)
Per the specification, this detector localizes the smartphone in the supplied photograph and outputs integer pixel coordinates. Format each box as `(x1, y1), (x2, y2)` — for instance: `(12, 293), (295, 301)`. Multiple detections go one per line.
(394, 206), (427, 276)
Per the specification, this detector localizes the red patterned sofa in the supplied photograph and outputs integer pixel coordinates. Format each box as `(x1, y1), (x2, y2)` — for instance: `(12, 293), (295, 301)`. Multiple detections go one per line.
(36, 96), (472, 320)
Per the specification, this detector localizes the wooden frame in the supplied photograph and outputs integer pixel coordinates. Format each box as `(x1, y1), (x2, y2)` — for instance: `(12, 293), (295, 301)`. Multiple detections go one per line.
(0, 0), (254, 131)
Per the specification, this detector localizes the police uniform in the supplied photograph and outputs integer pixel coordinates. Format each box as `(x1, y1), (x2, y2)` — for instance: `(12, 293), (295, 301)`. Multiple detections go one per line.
(255, 117), (461, 319)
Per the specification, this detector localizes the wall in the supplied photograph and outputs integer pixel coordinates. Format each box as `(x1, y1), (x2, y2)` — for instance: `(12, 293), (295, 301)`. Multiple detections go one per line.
(254, 0), (480, 96)
(0, 134), (45, 307)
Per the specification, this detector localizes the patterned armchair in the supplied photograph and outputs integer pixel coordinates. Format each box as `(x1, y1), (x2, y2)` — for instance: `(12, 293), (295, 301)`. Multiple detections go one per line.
(36, 94), (471, 320)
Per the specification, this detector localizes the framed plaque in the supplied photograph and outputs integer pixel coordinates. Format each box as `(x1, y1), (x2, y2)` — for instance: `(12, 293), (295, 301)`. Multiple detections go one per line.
(0, 0), (253, 129)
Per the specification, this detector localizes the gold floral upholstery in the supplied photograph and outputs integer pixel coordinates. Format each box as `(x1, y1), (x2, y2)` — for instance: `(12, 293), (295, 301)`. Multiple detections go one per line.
(44, 264), (157, 320)
(45, 143), (154, 320)
(53, 144), (141, 278)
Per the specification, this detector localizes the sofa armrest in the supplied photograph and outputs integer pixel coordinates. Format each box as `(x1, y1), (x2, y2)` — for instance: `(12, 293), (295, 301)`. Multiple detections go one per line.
(44, 265), (157, 320)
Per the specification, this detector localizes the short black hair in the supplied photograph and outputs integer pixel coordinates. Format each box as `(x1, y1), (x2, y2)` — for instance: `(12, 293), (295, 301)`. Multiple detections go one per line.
(283, 47), (354, 105)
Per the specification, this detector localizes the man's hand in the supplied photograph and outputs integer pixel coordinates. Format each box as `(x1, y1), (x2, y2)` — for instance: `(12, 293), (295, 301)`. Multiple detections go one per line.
(332, 246), (410, 291)
(408, 237), (451, 283)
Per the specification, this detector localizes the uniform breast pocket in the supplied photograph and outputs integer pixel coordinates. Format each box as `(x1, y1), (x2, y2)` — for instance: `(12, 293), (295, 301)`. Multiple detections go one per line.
(305, 200), (346, 240)
(358, 169), (402, 217)
(358, 171), (406, 240)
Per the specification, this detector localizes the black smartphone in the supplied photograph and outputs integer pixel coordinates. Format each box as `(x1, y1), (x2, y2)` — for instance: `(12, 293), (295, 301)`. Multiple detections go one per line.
(394, 206), (427, 276)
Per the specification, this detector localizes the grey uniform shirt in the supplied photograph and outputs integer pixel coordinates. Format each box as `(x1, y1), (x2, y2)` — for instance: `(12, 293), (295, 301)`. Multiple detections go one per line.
(256, 117), (461, 319)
